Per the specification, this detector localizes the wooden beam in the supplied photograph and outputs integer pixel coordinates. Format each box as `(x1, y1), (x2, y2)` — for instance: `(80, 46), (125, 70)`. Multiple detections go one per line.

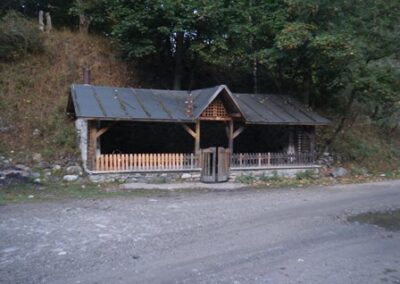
(232, 126), (245, 139)
(182, 124), (196, 138)
(95, 122), (115, 139)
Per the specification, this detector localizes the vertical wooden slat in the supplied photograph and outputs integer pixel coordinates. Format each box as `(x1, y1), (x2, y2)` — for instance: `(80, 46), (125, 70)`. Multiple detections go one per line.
(138, 154), (142, 170)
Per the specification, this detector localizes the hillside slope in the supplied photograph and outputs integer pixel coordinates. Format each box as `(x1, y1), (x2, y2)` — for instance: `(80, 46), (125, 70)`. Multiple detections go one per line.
(0, 29), (130, 164)
(0, 29), (399, 174)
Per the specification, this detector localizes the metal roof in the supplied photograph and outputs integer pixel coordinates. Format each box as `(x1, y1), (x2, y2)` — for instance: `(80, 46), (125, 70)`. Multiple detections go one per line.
(68, 84), (330, 125)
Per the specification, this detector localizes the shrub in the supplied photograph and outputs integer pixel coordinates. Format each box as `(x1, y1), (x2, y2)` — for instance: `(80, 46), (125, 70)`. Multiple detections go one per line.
(295, 170), (315, 180)
(0, 12), (44, 61)
(259, 171), (281, 182)
(235, 174), (256, 184)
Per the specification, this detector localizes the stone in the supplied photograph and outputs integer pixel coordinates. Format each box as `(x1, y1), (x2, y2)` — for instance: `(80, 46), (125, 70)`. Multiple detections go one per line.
(0, 166), (32, 185)
(331, 167), (348, 178)
(34, 178), (41, 183)
(15, 164), (31, 172)
(32, 172), (41, 178)
(38, 161), (50, 169)
(181, 173), (192, 179)
(32, 129), (40, 136)
(63, 175), (79, 182)
(52, 165), (62, 171)
(66, 165), (83, 176)
(32, 153), (42, 163)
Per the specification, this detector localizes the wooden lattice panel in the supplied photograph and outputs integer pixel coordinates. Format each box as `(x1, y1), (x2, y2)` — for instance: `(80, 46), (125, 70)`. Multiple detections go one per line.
(201, 99), (229, 119)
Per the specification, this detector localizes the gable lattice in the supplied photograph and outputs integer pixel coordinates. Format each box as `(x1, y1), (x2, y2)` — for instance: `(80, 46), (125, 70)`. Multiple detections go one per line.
(200, 98), (229, 119)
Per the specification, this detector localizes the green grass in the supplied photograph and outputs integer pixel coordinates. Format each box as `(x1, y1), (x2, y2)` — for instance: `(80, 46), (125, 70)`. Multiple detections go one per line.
(0, 182), (145, 204)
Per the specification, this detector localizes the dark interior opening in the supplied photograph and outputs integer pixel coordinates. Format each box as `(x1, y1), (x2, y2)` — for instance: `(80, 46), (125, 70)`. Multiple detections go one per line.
(100, 121), (194, 154)
(200, 121), (229, 149)
(234, 125), (289, 153)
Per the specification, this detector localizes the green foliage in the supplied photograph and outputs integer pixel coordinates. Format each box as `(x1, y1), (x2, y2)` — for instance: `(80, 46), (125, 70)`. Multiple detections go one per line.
(276, 22), (315, 50)
(0, 11), (44, 61)
(235, 174), (256, 184)
(295, 170), (315, 180)
(259, 171), (281, 182)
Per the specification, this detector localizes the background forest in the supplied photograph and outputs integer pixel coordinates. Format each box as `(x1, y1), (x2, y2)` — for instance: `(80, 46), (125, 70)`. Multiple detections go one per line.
(0, 0), (399, 173)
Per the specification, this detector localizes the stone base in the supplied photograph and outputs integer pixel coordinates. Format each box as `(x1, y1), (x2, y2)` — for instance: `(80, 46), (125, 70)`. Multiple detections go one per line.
(89, 166), (320, 183)
(230, 166), (320, 181)
(89, 171), (201, 183)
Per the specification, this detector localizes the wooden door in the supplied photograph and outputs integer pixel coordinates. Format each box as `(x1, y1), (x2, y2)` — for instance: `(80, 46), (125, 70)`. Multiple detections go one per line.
(200, 147), (217, 183)
(200, 147), (230, 183)
(217, 147), (230, 182)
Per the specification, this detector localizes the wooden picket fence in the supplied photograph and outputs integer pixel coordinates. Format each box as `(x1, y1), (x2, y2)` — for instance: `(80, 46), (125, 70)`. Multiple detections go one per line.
(95, 153), (198, 172)
(231, 152), (315, 168)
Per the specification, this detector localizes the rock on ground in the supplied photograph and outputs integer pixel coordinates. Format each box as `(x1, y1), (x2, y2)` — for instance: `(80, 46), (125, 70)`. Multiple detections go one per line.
(331, 167), (348, 178)
(63, 175), (79, 182)
(66, 166), (83, 176)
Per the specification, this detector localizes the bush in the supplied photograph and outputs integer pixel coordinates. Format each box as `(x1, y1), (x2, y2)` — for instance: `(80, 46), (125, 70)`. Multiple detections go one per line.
(0, 12), (44, 61)
(295, 170), (315, 180)
(235, 174), (256, 184)
(259, 171), (281, 182)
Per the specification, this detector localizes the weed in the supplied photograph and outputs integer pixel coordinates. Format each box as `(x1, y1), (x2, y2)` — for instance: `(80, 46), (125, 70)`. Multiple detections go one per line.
(148, 176), (168, 184)
(259, 171), (281, 182)
(295, 170), (315, 180)
(235, 174), (256, 184)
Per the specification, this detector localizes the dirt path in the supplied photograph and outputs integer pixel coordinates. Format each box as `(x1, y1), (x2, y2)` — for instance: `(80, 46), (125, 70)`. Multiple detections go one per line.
(1, 181), (400, 283)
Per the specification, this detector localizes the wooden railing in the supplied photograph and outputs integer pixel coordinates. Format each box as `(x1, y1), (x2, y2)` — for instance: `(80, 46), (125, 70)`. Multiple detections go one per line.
(95, 153), (198, 172)
(231, 152), (315, 168)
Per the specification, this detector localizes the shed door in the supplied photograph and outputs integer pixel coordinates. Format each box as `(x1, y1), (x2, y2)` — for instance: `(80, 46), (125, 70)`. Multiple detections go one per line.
(200, 147), (216, 183)
(200, 147), (230, 183)
(217, 147), (230, 182)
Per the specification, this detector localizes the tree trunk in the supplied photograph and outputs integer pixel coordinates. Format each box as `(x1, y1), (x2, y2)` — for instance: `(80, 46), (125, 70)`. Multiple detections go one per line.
(38, 10), (44, 32)
(253, 58), (258, 94)
(79, 14), (91, 33)
(45, 12), (52, 33)
(173, 31), (184, 90)
(325, 84), (355, 148)
(302, 69), (312, 106)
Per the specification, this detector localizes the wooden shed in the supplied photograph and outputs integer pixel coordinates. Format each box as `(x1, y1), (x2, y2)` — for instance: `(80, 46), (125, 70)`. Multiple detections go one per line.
(67, 84), (330, 182)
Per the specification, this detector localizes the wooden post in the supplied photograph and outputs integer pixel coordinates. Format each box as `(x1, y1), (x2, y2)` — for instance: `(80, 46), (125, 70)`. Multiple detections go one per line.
(309, 127), (316, 162)
(195, 121), (200, 155)
(287, 126), (295, 154)
(88, 121), (97, 170)
(228, 120), (234, 153)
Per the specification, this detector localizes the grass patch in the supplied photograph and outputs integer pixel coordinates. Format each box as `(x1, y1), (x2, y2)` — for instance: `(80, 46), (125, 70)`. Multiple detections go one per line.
(0, 181), (137, 204)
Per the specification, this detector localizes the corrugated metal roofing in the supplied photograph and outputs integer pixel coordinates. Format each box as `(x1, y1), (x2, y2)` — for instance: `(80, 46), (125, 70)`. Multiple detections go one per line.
(68, 84), (330, 125)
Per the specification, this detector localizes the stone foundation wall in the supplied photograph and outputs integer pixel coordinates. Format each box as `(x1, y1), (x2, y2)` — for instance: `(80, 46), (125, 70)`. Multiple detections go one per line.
(230, 167), (320, 181)
(89, 166), (320, 183)
(89, 171), (201, 183)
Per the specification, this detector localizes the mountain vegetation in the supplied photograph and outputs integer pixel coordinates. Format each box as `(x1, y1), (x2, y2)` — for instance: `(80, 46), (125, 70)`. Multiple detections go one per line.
(0, 0), (399, 172)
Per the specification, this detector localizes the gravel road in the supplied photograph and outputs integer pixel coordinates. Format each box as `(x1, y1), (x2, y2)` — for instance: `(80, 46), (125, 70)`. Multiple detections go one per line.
(1, 180), (400, 284)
